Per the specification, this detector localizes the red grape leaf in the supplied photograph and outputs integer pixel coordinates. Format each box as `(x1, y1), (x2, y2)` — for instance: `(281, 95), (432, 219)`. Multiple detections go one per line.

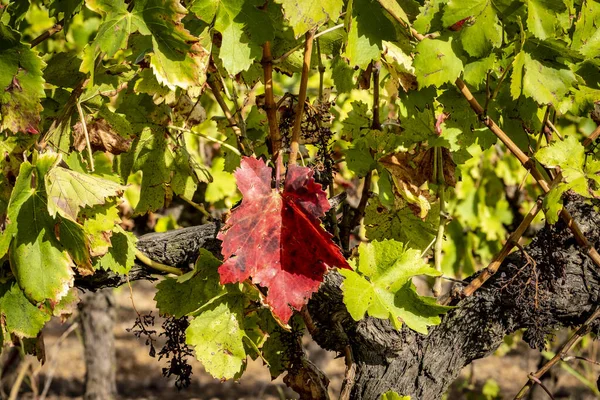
(217, 157), (350, 323)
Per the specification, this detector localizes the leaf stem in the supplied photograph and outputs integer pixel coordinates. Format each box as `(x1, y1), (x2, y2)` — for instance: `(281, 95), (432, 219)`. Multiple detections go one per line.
(167, 125), (241, 155)
(433, 147), (446, 297)
(134, 249), (183, 276)
(75, 101), (95, 172)
(289, 29), (316, 166)
(30, 19), (64, 48)
(179, 195), (210, 218)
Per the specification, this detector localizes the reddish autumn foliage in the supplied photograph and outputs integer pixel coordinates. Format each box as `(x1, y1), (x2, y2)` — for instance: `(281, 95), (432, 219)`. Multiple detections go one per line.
(217, 157), (350, 323)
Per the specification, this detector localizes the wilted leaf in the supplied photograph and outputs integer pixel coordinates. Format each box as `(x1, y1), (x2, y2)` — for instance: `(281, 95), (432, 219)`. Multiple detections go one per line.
(380, 148), (455, 218)
(73, 118), (132, 155)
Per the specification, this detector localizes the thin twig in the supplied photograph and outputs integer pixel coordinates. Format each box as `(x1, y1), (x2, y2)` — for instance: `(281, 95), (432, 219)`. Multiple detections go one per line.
(583, 124), (600, 147)
(562, 355), (600, 366)
(179, 195), (210, 218)
(39, 323), (80, 400)
(454, 79), (600, 270)
(514, 306), (600, 399)
(30, 20), (64, 48)
(134, 249), (183, 276)
(458, 175), (551, 299)
(379, 1), (600, 273)
(540, 106), (552, 148)
(8, 358), (31, 400)
(545, 119), (564, 141)
(299, 306), (317, 337)
(207, 74), (251, 156)
(289, 29), (316, 166)
(75, 102), (95, 172)
(339, 345), (356, 400)
(167, 125), (241, 155)
(349, 173), (372, 232)
(433, 147), (446, 297)
(527, 374), (557, 400)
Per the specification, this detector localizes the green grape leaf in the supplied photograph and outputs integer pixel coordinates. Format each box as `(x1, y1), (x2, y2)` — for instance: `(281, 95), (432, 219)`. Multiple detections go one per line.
(57, 218), (94, 275)
(572, 0), (600, 58)
(81, 202), (122, 257)
(464, 54), (496, 90)
(376, 0), (409, 24)
(136, 0), (211, 90)
(189, 0), (220, 22)
(7, 157), (75, 304)
(380, 391), (411, 400)
(344, 0), (396, 69)
(525, 0), (568, 40)
(154, 249), (226, 318)
(341, 101), (370, 140)
(186, 302), (247, 380)
(396, 103), (438, 146)
(364, 198), (439, 251)
(86, 0), (133, 57)
(209, 0), (269, 76)
(88, 0), (210, 90)
(0, 24), (45, 134)
(94, 226), (137, 275)
(0, 281), (51, 338)
(413, 0), (443, 34)
(442, 0), (502, 57)
(340, 240), (450, 333)
(331, 56), (356, 94)
(45, 164), (125, 222)
(413, 37), (463, 88)
(510, 51), (576, 105)
(276, 0), (343, 38)
(43, 51), (86, 89)
(125, 127), (171, 214)
(205, 157), (238, 204)
(345, 140), (378, 177)
(536, 135), (600, 199)
(543, 182), (570, 224)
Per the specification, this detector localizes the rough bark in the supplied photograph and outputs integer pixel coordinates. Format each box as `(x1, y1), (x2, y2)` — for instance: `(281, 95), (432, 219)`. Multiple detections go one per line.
(308, 196), (600, 399)
(78, 289), (117, 400)
(78, 196), (600, 400)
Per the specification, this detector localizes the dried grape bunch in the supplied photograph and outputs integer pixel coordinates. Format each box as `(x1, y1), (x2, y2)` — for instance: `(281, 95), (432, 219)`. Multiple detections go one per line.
(158, 316), (194, 390)
(278, 94), (334, 147)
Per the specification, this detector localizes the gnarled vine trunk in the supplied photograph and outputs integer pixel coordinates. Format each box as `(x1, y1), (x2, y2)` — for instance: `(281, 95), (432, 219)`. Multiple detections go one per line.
(78, 196), (600, 399)
(78, 288), (117, 400)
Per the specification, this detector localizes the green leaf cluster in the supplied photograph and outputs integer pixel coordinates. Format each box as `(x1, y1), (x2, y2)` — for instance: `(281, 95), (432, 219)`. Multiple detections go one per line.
(341, 240), (451, 334)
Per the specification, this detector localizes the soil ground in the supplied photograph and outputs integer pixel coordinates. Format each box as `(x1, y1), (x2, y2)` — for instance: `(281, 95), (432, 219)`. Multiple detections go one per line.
(7, 280), (600, 400)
